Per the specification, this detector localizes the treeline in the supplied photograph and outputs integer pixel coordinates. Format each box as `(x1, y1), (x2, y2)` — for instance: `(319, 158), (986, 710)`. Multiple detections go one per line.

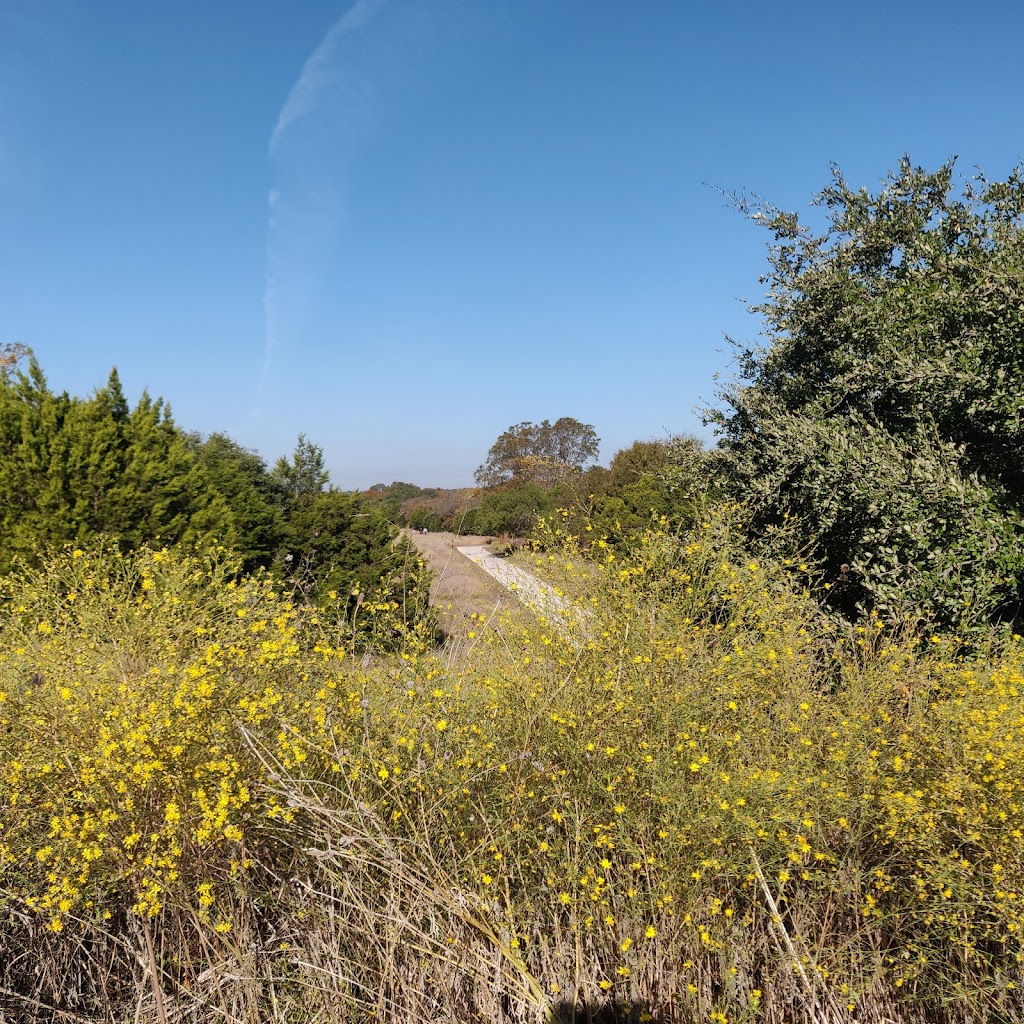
(363, 479), (562, 536)
(0, 352), (431, 642)
(19, 157), (1018, 645)
(364, 425), (709, 540)
(444, 159), (1024, 641)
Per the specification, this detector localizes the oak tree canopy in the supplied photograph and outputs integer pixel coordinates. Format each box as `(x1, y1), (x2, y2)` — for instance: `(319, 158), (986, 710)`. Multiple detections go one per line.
(475, 417), (600, 488)
(710, 157), (1024, 632)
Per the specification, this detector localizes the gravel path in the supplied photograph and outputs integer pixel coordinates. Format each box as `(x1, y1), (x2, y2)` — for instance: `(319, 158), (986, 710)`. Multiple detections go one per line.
(456, 545), (585, 637)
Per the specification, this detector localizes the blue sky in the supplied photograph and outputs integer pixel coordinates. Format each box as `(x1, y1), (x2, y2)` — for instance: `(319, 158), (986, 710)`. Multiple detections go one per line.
(2, 1), (1022, 488)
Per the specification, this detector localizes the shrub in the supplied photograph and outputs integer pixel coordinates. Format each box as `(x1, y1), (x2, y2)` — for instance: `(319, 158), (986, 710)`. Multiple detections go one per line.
(710, 158), (1024, 636)
(2, 521), (1024, 1022)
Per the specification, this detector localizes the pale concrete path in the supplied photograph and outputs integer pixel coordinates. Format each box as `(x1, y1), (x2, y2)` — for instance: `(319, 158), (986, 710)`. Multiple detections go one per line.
(456, 546), (586, 637)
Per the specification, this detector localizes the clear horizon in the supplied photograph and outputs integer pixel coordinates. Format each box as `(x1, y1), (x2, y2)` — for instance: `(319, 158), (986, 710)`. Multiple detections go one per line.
(3, 1), (1022, 488)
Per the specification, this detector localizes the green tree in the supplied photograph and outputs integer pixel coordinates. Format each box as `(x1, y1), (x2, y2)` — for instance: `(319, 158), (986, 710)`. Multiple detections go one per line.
(398, 489), (478, 533)
(0, 358), (234, 569)
(273, 433), (329, 501)
(475, 418), (599, 488)
(192, 433), (285, 571)
(58, 371), (131, 539)
(607, 439), (670, 490)
(119, 393), (232, 550)
(475, 481), (557, 536)
(275, 434), (340, 589)
(0, 357), (72, 567)
(281, 489), (365, 599)
(278, 487), (433, 645)
(561, 436), (714, 548)
(710, 157), (1024, 632)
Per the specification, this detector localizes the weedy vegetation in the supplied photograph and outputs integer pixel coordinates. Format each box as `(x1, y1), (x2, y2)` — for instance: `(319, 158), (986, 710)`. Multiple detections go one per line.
(2, 511), (1023, 1022)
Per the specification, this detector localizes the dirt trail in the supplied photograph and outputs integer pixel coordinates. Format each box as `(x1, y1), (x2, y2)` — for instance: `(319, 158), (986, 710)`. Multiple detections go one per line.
(407, 531), (587, 641)
(406, 532), (517, 636)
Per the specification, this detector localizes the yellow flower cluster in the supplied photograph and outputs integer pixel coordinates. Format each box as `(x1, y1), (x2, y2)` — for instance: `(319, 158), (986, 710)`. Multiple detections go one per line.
(0, 545), (310, 925)
(2, 517), (1023, 1021)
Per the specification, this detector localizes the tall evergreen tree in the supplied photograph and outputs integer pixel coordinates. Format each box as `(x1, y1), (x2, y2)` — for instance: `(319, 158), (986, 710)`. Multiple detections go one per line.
(192, 432), (285, 571)
(120, 393), (232, 550)
(0, 357), (72, 569)
(0, 357), (233, 567)
(273, 434), (329, 502)
(61, 370), (131, 538)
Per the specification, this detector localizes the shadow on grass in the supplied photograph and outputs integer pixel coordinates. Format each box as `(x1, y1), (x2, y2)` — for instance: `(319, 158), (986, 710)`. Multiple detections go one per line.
(549, 999), (661, 1023)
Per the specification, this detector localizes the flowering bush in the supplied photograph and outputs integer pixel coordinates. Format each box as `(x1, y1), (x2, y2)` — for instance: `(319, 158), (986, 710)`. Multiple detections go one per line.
(1, 523), (1023, 1022)
(0, 545), (311, 927)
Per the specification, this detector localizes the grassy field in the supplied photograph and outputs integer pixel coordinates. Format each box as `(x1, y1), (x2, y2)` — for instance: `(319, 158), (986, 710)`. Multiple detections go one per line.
(2, 517), (1023, 1022)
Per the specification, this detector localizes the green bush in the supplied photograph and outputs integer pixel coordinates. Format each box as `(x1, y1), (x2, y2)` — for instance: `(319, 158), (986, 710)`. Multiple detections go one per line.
(710, 158), (1024, 636)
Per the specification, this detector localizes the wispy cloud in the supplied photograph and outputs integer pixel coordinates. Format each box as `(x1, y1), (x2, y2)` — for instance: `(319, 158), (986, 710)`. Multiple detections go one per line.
(269, 0), (389, 158)
(258, 0), (391, 405)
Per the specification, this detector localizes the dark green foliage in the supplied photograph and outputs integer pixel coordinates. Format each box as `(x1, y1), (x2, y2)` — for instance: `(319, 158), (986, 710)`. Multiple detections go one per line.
(0, 357), (433, 648)
(583, 488), (669, 546)
(0, 361), (74, 562)
(397, 489), (479, 534)
(709, 157), (1024, 633)
(270, 438), (434, 646)
(474, 481), (558, 536)
(0, 358), (232, 572)
(59, 371), (130, 538)
(119, 392), (233, 550)
(190, 433), (285, 572)
(280, 489), (381, 601)
(562, 436), (714, 547)
(273, 436), (370, 596)
(283, 488), (436, 649)
(272, 433), (329, 500)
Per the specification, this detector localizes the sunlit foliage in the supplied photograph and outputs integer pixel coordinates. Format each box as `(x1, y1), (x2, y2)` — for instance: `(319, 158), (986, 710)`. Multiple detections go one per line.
(2, 517), (1022, 1022)
(710, 158), (1024, 635)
